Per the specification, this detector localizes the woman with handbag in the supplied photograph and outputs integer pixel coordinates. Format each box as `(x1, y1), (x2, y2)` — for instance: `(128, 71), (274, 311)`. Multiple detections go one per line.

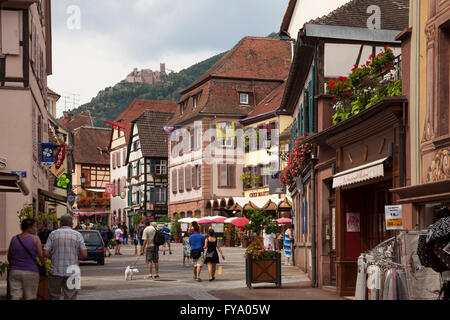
(204, 229), (225, 281)
(7, 218), (45, 300)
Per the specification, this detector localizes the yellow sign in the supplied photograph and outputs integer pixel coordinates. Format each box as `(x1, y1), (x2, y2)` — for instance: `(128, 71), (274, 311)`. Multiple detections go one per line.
(386, 219), (403, 228)
(216, 122), (235, 141)
(385, 205), (403, 230)
(50, 164), (66, 178)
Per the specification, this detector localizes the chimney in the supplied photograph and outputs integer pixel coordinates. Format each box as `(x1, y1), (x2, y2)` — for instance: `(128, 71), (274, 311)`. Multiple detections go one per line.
(160, 63), (166, 75)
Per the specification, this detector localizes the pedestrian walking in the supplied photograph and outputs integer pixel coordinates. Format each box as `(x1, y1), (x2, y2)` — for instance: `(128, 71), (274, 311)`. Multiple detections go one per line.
(203, 229), (225, 281)
(141, 222), (159, 280)
(7, 219), (45, 300)
(100, 225), (112, 257)
(132, 229), (139, 256)
(182, 232), (191, 266)
(37, 222), (51, 247)
(284, 225), (294, 265)
(115, 224), (123, 255)
(123, 223), (129, 245)
(189, 224), (205, 281)
(43, 215), (87, 300)
(161, 223), (172, 255)
(138, 222), (145, 252)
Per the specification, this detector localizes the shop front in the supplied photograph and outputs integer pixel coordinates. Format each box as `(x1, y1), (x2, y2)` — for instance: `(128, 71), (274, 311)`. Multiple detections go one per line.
(310, 97), (409, 296)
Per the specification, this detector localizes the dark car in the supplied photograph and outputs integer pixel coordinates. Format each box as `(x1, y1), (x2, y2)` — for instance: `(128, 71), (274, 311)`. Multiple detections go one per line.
(78, 230), (105, 265)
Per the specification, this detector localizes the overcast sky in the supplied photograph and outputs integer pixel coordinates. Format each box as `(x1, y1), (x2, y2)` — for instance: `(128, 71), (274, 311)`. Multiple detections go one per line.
(47, 0), (292, 116)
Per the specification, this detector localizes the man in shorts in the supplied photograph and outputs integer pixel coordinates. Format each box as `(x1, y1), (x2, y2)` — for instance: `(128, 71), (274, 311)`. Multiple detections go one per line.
(189, 224), (205, 281)
(141, 221), (159, 280)
(161, 223), (172, 255)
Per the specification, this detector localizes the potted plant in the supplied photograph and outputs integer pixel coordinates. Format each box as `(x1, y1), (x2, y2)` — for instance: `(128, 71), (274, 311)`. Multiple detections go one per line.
(240, 171), (252, 189)
(224, 224), (236, 247)
(171, 213), (181, 243)
(244, 209), (281, 288)
(370, 46), (395, 76)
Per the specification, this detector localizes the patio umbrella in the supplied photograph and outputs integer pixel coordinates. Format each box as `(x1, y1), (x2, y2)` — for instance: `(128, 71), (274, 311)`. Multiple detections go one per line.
(197, 218), (213, 225)
(224, 217), (238, 224)
(179, 218), (198, 223)
(212, 216), (227, 223)
(277, 218), (292, 225)
(231, 217), (250, 228)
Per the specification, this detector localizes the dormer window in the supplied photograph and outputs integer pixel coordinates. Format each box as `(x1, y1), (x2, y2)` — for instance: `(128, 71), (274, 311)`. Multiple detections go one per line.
(193, 94), (201, 110)
(240, 93), (249, 105)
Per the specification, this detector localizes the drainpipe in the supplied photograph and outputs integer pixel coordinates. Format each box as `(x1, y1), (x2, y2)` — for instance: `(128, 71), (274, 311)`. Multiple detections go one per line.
(310, 149), (318, 288)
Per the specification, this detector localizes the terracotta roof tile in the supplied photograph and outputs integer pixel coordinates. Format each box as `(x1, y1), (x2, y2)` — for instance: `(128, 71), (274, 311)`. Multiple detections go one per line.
(60, 110), (93, 131)
(133, 110), (175, 158)
(114, 99), (177, 144)
(307, 0), (409, 30)
(73, 127), (112, 165)
(170, 37), (292, 125)
(245, 81), (287, 120)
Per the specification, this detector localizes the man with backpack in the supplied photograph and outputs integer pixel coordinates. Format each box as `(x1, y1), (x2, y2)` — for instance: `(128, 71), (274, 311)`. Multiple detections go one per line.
(141, 221), (165, 280)
(100, 225), (112, 257)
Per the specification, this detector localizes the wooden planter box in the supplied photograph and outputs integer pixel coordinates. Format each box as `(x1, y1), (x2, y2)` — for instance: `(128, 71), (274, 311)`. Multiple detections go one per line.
(246, 252), (281, 288)
(374, 61), (395, 77)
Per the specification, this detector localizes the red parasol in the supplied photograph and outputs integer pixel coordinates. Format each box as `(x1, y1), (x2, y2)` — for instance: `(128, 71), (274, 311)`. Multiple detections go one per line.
(197, 218), (212, 225)
(231, 217), (250, 228)
(212, 217), (227, 223)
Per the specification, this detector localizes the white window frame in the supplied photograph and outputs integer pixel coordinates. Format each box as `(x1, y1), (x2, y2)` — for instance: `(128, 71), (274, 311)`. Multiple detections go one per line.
(155, 160), (167, 174)
(217, 122), (234, 148)
(155, 187), (167, 203)
(240, 93), (249, 105)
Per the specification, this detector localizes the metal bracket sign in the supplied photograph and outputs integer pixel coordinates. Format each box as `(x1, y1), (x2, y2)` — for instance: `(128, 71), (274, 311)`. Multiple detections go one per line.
(0, 157), (7, 169)
(11, 171), (27, 178)
(385, 205), (403, 230)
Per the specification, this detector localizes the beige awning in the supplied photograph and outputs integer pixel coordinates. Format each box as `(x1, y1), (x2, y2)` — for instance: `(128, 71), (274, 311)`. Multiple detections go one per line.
(0, 172), (29, 195)
(333, 157), (389, 189)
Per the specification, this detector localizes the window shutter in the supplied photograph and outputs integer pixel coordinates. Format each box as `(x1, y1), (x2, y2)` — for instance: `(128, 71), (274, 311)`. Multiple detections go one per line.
(128, 189), (132, 206)
(117, 179), (121, 196)
(218, 164), (227, 187)
(117, 151), (121, 168)
(303, 93), (307, 136)
(172, 169), (177, 193)
(228, 164), (235, 187)
(197, 165), (201, 188)
(150, 160), (155, 174)
(150, 187), (155, 204)
(185, 166), (192, 190)
(192, 166), (196, 189)
(309, 65), (315, 134)
(178, 168), (184, 192)
(123, 148), (127, 166)
(112, 152), (116, 169)
(122, 177), (126, 193)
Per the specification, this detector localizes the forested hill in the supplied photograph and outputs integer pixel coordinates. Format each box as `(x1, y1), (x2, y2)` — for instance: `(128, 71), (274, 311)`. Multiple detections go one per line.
(70, 52), (227, 127)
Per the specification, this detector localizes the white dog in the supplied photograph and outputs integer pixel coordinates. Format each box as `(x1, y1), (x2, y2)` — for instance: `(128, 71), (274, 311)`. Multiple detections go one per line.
(125, 266), (139, 280)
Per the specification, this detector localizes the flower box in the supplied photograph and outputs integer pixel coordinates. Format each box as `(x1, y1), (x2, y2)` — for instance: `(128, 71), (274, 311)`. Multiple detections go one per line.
(245, 252), (281, 288)
(374, 61), (395, 77)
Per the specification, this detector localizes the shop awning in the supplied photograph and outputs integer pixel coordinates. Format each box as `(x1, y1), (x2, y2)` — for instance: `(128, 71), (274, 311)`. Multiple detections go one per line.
(38, 189), (68, 207)
(73, 210), (109, 217)
(390, 180), (450, 204)
(0, 172), (29, 195)
(333, 157), (390, 189)
(85, 188), (105, 193)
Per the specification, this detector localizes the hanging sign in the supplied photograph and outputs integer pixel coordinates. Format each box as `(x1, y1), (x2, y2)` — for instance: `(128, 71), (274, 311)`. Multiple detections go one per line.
(50, 164), (66, 178)
(385, 205), (403, 230)
(11, 171), (27, 178)
(54, 144), (66, 169)
(0, 157), (7, 169)
(105, 183), (115, 195)
(54, 173), (71, 190)
(346, 212), (360, 232)
(41, 143), (54, 167)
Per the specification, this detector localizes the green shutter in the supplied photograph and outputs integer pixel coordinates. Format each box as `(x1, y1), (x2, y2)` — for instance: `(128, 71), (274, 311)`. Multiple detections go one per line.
(302, 94), (307, 136)
(150, 187), (155, 204)
(150, 160), (156, 174)
(309, 65), (315, 134)
(128, 190), (132, 206)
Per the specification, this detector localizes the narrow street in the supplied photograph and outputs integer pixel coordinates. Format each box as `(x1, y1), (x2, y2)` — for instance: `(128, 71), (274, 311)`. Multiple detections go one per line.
(75, 243), (323, 300)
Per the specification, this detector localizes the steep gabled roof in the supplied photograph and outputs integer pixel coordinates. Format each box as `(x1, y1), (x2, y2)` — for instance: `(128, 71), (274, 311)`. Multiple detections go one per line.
(180, 37), (292, 95)
(73, 127), (111, 165)
(114, 99), (177, 144)
(243, 81), (287, 124)
(132, 110), (175, 158)
(307, 0), (409, 31)
(60, 110), (93, 131)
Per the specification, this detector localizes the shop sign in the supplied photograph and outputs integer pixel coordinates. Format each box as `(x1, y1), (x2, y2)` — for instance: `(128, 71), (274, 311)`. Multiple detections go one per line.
(54, 173), (71, 190)
(105, 184), (114, 195)
(385, 205), (403, 230)
(0, 157), (7, 169)
(50, 164), (66, 178)
(346, 212), (360, 232)
(249, 191), (270, 198)
(54, 144), (66, 169)
(41, 143), (54, 167)
(11, 171), (26, 178)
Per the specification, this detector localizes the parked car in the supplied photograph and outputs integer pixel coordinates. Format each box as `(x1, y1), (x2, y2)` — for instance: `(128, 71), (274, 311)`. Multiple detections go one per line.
(78, 230), (105, 265)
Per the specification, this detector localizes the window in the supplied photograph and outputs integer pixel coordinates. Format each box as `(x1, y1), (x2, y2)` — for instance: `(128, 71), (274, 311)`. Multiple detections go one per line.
(262, 165), (270, 187)
(194, 124), (202, 150)
(190, 129), (194, 152)
(172, 169), (177, 194)
(117, 151), (121, 168)
(155, 187), (167, 203)
(155, 160), (167, 174)
(180, 100), (188, 116)
(193, 94), (201, 109)
(123, 148), (127, 166)
(133, 140), (140, 151)
(128, 164), (133, 178)
(216, 122), (234, 147)
(240, 93), (249, 105)
(218, 164), (235, 187)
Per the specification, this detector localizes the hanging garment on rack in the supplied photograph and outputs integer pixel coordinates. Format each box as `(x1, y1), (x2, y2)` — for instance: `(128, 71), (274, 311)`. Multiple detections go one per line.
(355, 255), (367, 300)
(396, 270), (409, 300)
(367, 265), (381, 300)
(392, 268), (398, 300)
(383, 269), (394, 300)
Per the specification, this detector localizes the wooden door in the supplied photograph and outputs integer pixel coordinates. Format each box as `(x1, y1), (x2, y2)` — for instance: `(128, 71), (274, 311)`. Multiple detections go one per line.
(330, 204), (337, 285)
